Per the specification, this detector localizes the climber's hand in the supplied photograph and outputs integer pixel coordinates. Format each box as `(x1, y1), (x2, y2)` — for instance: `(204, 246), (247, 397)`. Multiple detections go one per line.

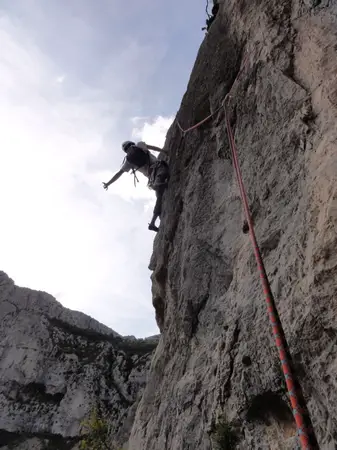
(102, 182), (109, 190)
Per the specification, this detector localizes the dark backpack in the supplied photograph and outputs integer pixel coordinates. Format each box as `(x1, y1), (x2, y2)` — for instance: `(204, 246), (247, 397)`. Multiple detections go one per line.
(125, 145), (150, 169)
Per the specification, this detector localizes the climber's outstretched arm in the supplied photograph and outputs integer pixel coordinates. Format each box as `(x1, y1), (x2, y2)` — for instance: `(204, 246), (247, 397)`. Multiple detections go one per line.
(146, 144), (168, 155)
(102, 169), (124, 190)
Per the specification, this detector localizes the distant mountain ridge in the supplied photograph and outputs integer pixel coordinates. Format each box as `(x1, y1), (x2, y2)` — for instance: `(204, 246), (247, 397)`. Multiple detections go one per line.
(0, 271), (158, 449)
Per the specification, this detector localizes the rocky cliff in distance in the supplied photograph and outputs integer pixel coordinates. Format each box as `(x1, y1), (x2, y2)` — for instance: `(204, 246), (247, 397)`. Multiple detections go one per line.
(0, 271), (158, 450)
(129, 0), (337, 449)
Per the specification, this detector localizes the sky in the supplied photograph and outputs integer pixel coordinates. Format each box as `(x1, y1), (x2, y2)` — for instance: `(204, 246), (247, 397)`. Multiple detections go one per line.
(0, 0), (206, 337)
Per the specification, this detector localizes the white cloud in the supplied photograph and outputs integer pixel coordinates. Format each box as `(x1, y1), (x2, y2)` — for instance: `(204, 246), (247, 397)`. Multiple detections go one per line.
(56, 75), (65, 83)
(130, 116), (149, 125)
(131, 115), (174, 146)
(0, 8), (173, 337)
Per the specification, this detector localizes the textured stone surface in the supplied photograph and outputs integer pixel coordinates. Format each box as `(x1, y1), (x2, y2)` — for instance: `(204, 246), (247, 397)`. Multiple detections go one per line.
(0, 272), (158, 449)
(129, 1), (337, 449)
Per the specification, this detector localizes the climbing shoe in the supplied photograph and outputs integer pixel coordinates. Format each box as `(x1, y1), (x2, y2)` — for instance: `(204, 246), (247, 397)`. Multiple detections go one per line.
(148, 224), (159, 232)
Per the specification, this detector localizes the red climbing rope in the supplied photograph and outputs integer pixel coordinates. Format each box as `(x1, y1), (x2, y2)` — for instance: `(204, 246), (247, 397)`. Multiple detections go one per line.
(176, 54), (318, 449)
(177, 104), (222, 134)
(176, 55), (248, 134)
(223, 62), (318, 450)
(224, 105), (315, 449)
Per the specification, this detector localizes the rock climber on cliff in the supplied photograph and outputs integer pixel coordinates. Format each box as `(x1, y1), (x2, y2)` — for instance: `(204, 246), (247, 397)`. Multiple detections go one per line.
(102, 141), (169, 232)
(202, 0), (219, 32)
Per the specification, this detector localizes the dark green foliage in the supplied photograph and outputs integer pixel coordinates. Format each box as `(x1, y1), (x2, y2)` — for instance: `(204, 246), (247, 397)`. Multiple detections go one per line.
(212, 418), (238, 450)
(80, 409), (110, 450)
(0, 430), (79, 450)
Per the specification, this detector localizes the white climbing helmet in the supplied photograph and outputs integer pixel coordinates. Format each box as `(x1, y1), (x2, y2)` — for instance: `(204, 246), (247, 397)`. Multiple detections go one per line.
(122, 141), (135, 152)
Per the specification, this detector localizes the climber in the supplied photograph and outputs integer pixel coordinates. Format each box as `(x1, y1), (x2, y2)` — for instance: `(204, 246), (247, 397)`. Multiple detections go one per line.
(102, 141), (169, 232)
(202, 0), (219, 32)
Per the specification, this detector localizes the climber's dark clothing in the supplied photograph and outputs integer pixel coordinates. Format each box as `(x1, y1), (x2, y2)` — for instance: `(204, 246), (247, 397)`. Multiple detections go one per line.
(103, 140), (169, 233)
(148, 161), (169, 232)
(203, 1), (219, 31)
(149, 160), (169, 190)
(153, 183), (165, 218)
(212, 2), (219, 16)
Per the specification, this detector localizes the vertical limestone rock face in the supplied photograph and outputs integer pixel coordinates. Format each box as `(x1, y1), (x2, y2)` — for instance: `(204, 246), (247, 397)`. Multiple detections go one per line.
(129, 1), (337, 449)
(0, 272), (158, 449)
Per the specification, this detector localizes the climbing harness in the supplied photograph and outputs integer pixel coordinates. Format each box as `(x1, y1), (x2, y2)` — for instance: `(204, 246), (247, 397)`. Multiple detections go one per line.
(121, 155), (140, 187)
(131, 168), (140, 187)
(176, 55), (319, 450)
(147, 160), (169, 190)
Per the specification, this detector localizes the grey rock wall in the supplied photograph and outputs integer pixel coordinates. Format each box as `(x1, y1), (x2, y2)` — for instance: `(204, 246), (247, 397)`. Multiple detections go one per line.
(0, 272), (158, 449)
(129, 1), (337, 449)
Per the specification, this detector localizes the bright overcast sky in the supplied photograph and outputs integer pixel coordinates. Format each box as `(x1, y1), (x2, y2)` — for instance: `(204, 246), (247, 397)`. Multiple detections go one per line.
(0, 0), (205, 337)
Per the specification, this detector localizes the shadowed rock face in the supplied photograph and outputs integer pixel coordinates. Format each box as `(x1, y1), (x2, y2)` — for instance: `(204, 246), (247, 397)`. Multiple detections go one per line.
(0, 272), (158, 450)
(1, 2), (336, 449)
(129, 1), (337, 449)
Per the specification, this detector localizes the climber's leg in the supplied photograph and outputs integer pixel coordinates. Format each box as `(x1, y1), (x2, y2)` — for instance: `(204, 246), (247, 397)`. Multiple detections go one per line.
(148, 186), (165, 232)
(148, 163), (169, 232)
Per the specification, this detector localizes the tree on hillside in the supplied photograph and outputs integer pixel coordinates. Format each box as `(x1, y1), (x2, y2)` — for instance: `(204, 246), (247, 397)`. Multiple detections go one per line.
(80, 408), (110, 450)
